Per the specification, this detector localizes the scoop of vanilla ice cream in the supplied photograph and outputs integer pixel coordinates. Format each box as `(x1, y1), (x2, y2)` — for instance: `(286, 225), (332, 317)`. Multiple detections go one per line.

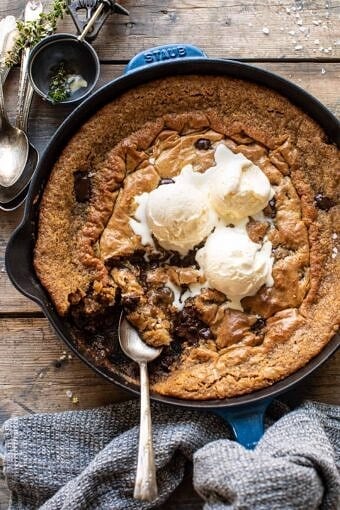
(146, 167), (217, 255)
(209, 144), (273, 223)
(196, 226), (274, 310)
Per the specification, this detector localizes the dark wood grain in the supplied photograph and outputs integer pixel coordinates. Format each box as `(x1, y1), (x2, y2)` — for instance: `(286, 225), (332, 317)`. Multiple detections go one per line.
(1, 1), (339, 61)
(0, 318), (128, 423)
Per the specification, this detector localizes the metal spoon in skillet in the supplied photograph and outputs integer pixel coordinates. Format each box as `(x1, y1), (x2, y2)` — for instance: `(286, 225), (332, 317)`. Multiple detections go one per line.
(118, 313), (162, 502)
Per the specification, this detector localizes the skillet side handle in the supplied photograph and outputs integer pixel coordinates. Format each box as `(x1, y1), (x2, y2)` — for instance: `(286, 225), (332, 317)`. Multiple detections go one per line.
(125, 44), (207, 74)
(5, 220), (41, 304)
(214, 398), (272, 449)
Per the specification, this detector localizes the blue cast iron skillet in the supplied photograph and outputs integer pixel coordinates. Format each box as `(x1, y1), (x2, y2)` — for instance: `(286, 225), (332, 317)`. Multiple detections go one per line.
(6, 45), (339, 449)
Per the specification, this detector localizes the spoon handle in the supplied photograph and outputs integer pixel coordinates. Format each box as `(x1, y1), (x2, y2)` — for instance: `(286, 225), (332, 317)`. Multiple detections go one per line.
(0, 75), (6, 125)
(16, 47), (30, 130)
(134, 361), (158, 502)
(0, 66), (10, 125)
(17, 81), (33, 132)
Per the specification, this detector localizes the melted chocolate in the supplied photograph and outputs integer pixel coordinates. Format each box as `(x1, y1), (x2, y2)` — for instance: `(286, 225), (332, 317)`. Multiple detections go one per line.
(122, 295), (139, 311)
(149, 339), (183, 375)
(173, 305), (212, 343)
(169, 240), (204, 268)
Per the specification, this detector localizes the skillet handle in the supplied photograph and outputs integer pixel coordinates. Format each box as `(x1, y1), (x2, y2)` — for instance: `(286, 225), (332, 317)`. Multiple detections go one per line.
(5, 220), (43, 305)
(125, 44), (207, 74)
(214, 398), (272, 449)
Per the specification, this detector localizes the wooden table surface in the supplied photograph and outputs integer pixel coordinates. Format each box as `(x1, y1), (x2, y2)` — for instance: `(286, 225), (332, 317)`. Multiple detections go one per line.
(0, 1), (339, 508)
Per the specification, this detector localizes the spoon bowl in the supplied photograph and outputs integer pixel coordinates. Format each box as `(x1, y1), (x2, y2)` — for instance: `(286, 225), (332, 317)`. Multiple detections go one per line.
(0, 116), (29, 188)
(0, 68), (38, 203)
(118, 313), (162, 502)
(0, 182), (29, 211)
(119, 315), (162, 363)
(0, 142), (38, 204)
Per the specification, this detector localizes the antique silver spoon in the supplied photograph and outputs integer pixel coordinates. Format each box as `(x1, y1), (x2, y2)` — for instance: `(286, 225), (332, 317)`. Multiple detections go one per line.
(0, 15), (29, 188)
(0, 74), (29, 188)
(0, 2), (42, 193)
(118, 313), (162, 502)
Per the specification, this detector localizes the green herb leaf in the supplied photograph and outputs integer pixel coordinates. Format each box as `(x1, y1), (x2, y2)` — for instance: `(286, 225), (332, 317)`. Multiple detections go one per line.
(48, 60), (72, 103)
(4, 0), (67, 69)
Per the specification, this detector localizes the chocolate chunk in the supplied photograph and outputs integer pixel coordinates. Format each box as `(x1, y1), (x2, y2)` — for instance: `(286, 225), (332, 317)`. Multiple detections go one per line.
(159, 358), (172, 372)
(251, 317), (266, 333)
(158, 350), (181, 372)
(314, 194), (336, 211)
(148, 251), (169, 264)
(74, 170), (91, 202)
(160, 178), (175, 185)
(181, 307), (192, 320)
(169, 339), (183, 355)
(122, 295), (139, 310)
(173, 305), (209, 344)
(150, 339), (183, 375)
(169, 253), (181, 266)
(264, 197), (276, 219)
(149, 286), (174, 306)
(129, 250), (147, 266)
(194, 138), (212, 150)
(199, 327), (211, 340)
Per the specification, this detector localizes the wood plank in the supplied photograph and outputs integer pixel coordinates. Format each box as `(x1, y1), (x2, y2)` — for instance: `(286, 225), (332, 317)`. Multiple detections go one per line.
(0, 318), (339, 426)
(0, 475), (10, 510)
(1, 1), (339, 61)
(1, 61), (339, 313)
(0, 318), (129, 424)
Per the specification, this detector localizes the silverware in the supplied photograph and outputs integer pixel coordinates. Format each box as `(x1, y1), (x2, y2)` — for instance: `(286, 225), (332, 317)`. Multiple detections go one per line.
(0, 15), (17, 85)
(118, 313), (162, 502)
(0, 2), (41, 207)
(0, 78), (28, 187)
(0, 15), (29, 189)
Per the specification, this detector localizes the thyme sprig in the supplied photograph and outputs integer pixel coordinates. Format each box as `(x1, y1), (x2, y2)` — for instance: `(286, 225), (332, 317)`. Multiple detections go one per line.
(48, 60), (71, 103)
(4, 0), (67, 69)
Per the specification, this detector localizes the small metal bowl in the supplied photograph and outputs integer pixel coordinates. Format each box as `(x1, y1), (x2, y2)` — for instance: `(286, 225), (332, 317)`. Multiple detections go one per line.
(28, 33), (100, 104)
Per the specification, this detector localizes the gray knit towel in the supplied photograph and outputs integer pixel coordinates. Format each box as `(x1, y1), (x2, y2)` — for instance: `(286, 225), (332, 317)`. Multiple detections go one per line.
(1, 400), (339, 510)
